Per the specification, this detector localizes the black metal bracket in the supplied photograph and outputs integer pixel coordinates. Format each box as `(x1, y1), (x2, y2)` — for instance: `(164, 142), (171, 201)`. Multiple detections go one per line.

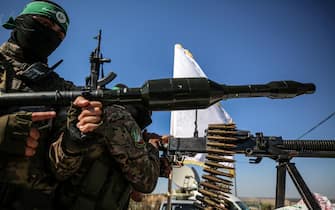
(275, 160), (321, 210)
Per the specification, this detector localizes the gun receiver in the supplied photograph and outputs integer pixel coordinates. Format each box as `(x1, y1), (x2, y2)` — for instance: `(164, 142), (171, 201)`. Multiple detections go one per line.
(0, 78), (315, 110)
(232, 132), (335, 161)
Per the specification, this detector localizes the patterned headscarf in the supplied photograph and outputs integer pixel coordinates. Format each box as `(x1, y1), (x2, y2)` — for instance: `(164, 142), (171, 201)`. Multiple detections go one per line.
(3, 1), (69, 34)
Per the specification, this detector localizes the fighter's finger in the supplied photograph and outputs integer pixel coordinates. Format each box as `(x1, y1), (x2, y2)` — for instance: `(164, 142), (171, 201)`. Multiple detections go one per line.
(77, 123), (100, 133)
(149, 138), (160, 143)
(73, 96), (90, 108)
(26, 137), (39, 149)
(161, 135), (170, 144)
(88, 101), (102, 108)
(77, 116), (102, 126)
(32, 111), (56, 122)
(78, 108), (102, 120)
(148, 139), (160, 148)
(29, 128), (40, 140)
(25, 147), (36, 157)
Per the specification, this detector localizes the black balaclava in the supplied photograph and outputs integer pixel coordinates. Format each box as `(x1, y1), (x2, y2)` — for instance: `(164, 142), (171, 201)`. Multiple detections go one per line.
(2, 1), (70, 62)
(10, 14), (62, 61)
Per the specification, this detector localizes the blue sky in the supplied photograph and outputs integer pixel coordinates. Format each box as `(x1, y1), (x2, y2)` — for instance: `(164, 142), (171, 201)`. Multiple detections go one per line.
(1, 0), (334, 199)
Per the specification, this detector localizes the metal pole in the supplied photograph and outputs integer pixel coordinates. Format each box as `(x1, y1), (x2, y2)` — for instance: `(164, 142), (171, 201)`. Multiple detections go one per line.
(286, 163), (321, 210)
(275, 161), (287, 208)
(167, 169), (173, 210)
(234, 162), (238, 196)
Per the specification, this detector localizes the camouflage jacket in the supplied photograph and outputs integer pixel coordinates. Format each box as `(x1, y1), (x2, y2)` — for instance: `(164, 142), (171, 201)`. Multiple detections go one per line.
(0, 41), (81, 194)
(56, 105), (160, 210)
(0, 41), (160, 210)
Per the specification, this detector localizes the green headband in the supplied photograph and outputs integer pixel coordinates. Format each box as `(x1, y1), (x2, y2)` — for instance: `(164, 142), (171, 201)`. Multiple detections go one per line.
(3, 1), (69, 33)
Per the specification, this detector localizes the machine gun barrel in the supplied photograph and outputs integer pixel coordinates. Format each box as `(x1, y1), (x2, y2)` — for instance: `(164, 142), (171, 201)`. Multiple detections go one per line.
(233, 136), (335, 159)
(279, 139), (335, 158)
(0, 78), (315, 110)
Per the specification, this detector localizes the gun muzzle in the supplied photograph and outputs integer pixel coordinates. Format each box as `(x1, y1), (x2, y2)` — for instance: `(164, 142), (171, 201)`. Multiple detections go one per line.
(264, 81), (316, 99)
(141, 78), (316, 110)
(215, 80), (315, 100)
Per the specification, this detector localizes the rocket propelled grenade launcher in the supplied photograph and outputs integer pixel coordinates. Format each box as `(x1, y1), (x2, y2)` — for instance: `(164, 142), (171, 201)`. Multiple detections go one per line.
(0, 78), (315, 110)
(0, 30), (315, 110)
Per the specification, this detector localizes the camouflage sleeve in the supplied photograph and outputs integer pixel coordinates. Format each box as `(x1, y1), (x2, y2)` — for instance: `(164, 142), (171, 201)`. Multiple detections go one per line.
(100, 105), (160, 193)
(44, 73), (84, 180)
(0, 114), (9, 146)
(0, 112), (33, 155)
(49, 132), (83, 180)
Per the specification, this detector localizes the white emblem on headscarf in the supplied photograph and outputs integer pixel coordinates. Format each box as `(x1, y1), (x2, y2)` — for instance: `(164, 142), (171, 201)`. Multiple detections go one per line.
(56, 11), (66, 24)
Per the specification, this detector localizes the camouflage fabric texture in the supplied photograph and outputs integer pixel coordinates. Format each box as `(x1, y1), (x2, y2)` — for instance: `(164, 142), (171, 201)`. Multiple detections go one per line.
(1, 41), (160, 210)
(56, 105), (160, 210)
(0, 42), (76, 92)
(101, 105), (160, 193)
(0, 42), (81, 209)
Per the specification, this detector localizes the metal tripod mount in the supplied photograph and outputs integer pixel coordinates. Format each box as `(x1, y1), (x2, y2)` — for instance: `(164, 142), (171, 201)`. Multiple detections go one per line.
(244, 132), (335, 210)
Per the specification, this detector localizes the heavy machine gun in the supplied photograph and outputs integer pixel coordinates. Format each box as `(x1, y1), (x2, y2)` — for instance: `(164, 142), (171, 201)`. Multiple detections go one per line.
(231, 129), (335, 210)
(166, 124), (335, 210)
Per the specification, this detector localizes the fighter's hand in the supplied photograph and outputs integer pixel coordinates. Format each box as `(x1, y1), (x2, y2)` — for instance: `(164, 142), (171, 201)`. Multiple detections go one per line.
(25, 111), (56, 157)
(160, 135), (170, 145)
(148, 138), (160, 149)
(130, 190), (144, 202)
(160, 157), (172, 178)
(73, 96), (103, 133)
(148, 135), (170, 149)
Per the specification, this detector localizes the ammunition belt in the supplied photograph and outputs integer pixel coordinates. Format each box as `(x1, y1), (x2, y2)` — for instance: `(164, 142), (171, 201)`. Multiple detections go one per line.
(196, 123), (247, 210)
